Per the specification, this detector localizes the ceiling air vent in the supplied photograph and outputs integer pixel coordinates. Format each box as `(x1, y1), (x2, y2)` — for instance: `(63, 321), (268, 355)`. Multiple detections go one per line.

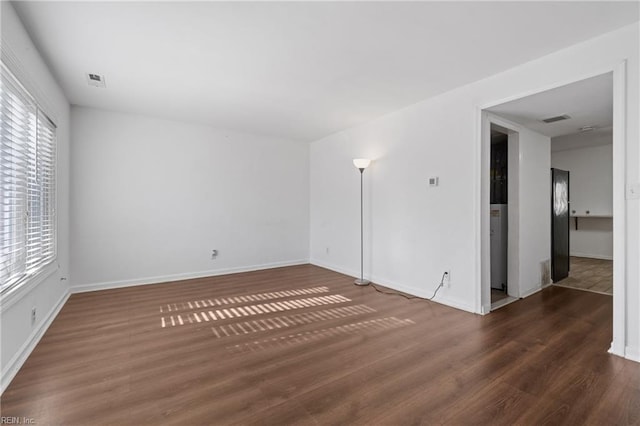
(86, 73), (106, 88)
(541, 114), (570, 123)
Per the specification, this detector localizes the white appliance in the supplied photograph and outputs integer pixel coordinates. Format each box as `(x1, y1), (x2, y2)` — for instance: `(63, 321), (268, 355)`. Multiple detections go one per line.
(490, 204), (508, 291)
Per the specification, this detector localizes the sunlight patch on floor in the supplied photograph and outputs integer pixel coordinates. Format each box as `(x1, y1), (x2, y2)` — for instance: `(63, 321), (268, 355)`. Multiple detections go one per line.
(160, 294), (352, 327)
(210, 304), (377, 338)
(160, 286), (331, 313)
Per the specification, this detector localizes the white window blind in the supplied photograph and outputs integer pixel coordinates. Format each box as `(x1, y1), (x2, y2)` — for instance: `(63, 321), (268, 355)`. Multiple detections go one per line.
(1, 63), (56, 293)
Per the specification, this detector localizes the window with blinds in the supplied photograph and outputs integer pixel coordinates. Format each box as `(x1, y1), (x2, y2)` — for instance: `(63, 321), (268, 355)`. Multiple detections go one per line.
(1, 63), (57, 294)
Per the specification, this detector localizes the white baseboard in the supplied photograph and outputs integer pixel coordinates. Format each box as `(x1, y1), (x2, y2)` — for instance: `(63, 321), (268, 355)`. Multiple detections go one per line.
(309, 258), (360, 280)
(72, 259), (309, 293)
(609, 343), (640, 364)
(624, 345), (640, 363)
(376, 276), (476, 313)
(519, 285), (544, 299)
(571, 252), (613, 260)
(481, 303), (492, 315)
(1, 289), (70, 395)
(310, 259), (476, 314)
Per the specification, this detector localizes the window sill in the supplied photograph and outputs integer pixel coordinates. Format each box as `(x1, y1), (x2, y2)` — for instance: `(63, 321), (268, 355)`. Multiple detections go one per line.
(0, 261), (60, 313)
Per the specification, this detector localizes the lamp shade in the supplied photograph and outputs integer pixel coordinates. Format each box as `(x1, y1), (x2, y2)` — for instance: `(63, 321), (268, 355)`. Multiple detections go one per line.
(353, 158), (371, 170)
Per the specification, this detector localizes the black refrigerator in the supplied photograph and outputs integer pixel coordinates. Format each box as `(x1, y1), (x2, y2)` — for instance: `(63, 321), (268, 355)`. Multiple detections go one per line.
(551, 168), (570, 282)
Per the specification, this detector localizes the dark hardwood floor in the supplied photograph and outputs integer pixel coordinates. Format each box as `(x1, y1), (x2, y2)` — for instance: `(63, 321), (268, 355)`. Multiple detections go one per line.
(1, 264), (638, 425)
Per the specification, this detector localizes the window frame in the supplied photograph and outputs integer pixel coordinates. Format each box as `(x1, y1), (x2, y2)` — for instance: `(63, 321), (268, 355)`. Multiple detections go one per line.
(1, 62), (58, 296)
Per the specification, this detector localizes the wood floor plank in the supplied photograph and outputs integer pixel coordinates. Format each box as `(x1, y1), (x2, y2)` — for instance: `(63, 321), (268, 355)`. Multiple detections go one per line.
(1, 264), (638, 425)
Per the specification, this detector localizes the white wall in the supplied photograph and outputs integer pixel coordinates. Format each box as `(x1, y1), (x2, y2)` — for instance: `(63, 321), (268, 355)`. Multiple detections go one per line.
(515, 127), (551, 296)
(552, 143), (613, 259)
(0, 2), (71, 392)
(311, 98), (479, 312)
(309, 23), (639, 359)
(70, 107), (309, 291)
(553, 142), (613, 216)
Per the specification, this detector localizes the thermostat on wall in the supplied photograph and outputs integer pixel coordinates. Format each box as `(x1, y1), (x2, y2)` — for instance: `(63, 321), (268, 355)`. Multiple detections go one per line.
(429, 177), (439, 187)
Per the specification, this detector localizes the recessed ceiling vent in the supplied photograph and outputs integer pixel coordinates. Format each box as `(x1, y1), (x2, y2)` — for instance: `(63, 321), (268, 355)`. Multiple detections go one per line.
(541, 114), (570, 123)
(86, 73), (106, 88)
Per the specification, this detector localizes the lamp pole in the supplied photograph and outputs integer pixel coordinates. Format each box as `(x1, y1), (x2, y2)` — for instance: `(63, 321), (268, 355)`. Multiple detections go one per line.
(353, 159), (371, 286)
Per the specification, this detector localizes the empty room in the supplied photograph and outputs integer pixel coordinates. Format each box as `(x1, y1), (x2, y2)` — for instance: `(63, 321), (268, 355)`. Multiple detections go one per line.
(1, 1), (639, 424)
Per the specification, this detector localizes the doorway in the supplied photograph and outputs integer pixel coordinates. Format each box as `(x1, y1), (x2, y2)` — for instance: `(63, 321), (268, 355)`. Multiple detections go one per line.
(489, 127), (511, 308)
(478, 67), (626, 357)
(551, 127), (614, 296)
(486, 121), (521, 311)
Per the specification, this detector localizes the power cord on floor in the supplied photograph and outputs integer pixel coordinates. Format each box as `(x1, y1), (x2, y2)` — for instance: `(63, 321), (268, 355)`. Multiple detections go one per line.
(367, 272), (447, 301)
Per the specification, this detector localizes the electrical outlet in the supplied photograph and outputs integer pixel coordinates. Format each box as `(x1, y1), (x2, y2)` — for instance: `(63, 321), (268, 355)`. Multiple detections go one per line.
(325, 247), (330, 255)
(31, 307), (37, 326)
(444, 270), (451, 287)
(211, 249), (218, 260)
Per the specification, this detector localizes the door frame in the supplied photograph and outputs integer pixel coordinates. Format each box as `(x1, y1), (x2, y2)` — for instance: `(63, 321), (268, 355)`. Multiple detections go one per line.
(474, 61), (627, 358)
(485, 118), (521, 310)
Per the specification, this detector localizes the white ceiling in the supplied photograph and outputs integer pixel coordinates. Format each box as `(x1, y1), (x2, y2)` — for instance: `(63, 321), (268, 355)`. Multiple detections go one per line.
(12, 1), (639, 142)
(488, 72), (613, 139)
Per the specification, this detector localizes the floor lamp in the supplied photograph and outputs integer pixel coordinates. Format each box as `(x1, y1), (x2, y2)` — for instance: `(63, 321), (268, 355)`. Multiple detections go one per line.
(353, 158), (371, 286)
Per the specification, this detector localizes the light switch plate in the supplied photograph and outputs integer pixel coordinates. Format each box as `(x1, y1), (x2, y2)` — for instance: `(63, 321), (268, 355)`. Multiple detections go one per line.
(628, 183), (640, 200)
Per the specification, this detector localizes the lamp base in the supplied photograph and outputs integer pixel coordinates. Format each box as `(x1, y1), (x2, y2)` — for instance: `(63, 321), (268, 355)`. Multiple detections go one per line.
(354, 278), (370, 286)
